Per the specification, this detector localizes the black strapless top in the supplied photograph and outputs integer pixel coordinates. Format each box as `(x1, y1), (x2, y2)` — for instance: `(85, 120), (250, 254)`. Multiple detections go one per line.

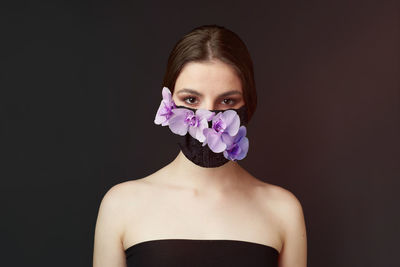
(125, 239), (279, 267)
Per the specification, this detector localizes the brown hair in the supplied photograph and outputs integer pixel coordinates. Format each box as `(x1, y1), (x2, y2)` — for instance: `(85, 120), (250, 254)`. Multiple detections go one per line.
(162, 24), (257, 122)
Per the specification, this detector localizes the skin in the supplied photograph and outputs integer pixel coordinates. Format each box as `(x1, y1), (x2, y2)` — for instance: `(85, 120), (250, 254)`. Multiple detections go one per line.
(93, 59), (307, 267)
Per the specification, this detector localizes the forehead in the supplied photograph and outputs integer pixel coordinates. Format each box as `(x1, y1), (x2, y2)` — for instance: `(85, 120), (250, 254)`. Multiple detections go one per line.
(174, 60), (242, 95)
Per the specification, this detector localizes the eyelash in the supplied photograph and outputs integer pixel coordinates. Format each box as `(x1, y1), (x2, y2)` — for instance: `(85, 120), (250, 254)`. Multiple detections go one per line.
(181, 96), (237, 106)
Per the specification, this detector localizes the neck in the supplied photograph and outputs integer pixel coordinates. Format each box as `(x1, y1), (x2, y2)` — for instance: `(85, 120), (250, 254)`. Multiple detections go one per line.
(164, 150), (247, 194)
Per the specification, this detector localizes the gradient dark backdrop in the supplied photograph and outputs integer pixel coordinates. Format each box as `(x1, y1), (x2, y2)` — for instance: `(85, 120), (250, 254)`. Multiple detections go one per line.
(2, 0), (399, 266)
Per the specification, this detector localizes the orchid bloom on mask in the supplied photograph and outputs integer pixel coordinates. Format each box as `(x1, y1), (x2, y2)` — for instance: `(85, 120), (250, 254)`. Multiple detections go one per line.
(222, 126), (249, 161)
(168, 107), (215, 142)
(154, 87), (177, 126)
(201, 110), (241, 153)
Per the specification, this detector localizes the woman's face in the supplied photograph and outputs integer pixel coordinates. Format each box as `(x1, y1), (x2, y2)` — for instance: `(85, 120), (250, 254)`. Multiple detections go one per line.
(172, 59), (244, 111)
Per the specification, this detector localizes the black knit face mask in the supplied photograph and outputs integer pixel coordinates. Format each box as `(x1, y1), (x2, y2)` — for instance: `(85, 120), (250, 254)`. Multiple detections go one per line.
(154, 87), (250, 168)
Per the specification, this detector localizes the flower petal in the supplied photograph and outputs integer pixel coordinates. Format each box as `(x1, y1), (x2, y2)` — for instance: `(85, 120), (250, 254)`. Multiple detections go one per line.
(162, 87), (172, 102)
(170, 107), (193, 117)
(234, 126), (247, 142)
(196, 109), (215, 121)
(168, 108), (192, 135)
(169, 120), (188, 135)
(222, 110), (240, 136)
(154, 100), (167, 125)
(202, 128), (212, 146)
(221, 132), (234, 148)
(235, 136), (249, 160)
(192, 118), (209, 142)
(188, 126), (205, 142)
(206, 131), (227, 153)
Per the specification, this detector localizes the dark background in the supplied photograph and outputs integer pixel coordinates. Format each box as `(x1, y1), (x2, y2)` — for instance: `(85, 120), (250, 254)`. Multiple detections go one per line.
(2, 0), (399, 266)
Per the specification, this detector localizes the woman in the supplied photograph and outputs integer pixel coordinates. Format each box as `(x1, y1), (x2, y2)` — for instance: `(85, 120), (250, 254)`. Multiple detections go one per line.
(93, 24), (307, 267)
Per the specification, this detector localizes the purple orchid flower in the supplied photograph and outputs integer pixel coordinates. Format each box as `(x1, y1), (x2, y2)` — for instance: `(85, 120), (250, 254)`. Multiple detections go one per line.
(154, 87), (177, 126)
(202, 110), (240, 153)
(222, 125), (249, 161)
(168, 108), (215, 142)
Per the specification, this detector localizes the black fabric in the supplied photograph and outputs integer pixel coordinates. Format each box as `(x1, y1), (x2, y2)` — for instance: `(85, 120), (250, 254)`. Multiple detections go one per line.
(173, 104), (249, 168)
(125, 239), (279, 267)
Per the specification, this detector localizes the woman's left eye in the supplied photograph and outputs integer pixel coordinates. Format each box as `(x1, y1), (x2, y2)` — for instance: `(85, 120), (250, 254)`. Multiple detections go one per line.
(222, 98), (236, 105)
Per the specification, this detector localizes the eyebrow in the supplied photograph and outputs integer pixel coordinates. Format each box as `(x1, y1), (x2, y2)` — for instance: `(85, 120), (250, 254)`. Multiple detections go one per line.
(176, 88), (242, 97)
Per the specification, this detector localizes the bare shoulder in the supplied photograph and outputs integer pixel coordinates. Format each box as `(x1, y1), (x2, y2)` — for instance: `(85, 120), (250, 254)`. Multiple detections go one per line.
(254, 179), (306, 235)
(93, 178), (153, 267)
(101, 176), (154, 214)
(94, 177), (154, 244)
(98, 176), (155, 223)
(256, 180), (307, 265)
(104, 177), (149, 199)
(260, 181), (304, 214)
(96, 180), (143, 234)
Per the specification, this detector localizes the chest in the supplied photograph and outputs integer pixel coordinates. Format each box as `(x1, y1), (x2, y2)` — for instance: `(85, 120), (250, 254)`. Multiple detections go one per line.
(122, 188), (283, 251)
